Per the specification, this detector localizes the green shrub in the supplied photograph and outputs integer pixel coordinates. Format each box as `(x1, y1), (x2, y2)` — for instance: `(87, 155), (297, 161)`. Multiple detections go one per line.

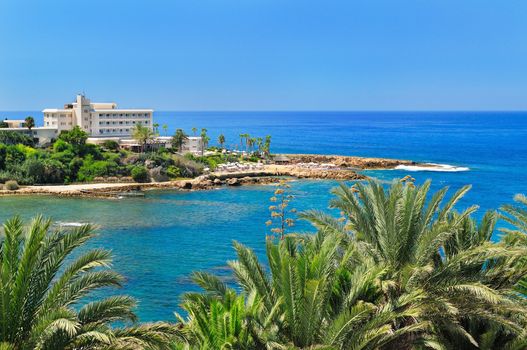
(131, 166), (149, 183)
(58, 126), (88, 146)
(0, 131), (34, 146)
(53, 139), (74, 153)
(102, 140), (120, 151)
(22, 158), (66, 184)
(172, 155), (204, 178)
(77, 158), (118, 182)
(0, 144), (6, 170)
(4, 180), (19, 190)
(166, 165), (181, 179)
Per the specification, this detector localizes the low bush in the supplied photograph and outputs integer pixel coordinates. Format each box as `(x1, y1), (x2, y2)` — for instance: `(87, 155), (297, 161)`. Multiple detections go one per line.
(131, 166), (149, 183)
(77, 157), (119, 182)
(166, 165), (181, 179)
(4, 180), (19, 190)
(173, 155), (203, 178)
(102, 140), (120, 151)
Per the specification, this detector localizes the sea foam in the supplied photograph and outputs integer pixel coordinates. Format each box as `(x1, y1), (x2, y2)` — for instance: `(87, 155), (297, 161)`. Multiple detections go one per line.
(394, 163), (469, 172)
(56, 222), (85, 227)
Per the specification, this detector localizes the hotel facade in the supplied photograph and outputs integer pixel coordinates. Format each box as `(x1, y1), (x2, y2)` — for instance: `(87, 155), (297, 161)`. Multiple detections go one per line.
(43, 94), (153, 137)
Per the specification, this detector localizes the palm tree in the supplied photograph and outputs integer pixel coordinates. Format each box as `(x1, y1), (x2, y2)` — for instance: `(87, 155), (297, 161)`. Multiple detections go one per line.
(239, 133), (248, 152)
(162, 124), (169, 136)
(176, 234), (421, 350)
(0, 215), (175, 350)
(171, 129), (187, 153)
(256, 137), (263, 155)
(24, 116), (35, 131)
(200, 128), (210, 157)
(263, 135), (271, 159)
(302, 180), (527, 348)
(192, 127), (197, 136)
(153, 122), (160, 136)
(218, 134), (225, 150)
(132, 122), (153, 153)
(174, 272), (261, 349)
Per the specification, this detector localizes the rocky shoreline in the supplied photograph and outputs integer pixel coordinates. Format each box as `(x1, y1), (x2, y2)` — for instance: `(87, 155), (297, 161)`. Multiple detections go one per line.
(0, 154), (416, 198)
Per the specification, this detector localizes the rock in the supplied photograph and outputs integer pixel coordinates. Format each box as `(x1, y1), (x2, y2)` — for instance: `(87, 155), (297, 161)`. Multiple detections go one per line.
(213, 178), (222, 185)
(178, 181), (192, 189)
(149, 166), (169, 182)
(226, 178), (240, 186)
(144, 159), (156, 169)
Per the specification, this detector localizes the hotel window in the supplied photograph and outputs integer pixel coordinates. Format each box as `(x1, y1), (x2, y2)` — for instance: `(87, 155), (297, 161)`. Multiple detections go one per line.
(106, 114), (110, 117)
(125, 114), (129, 117)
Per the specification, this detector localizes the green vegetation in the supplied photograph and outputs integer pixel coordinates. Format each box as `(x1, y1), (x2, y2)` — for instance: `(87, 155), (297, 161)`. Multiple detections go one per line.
(132, 123), (154, 153)
(171, 180), (527, 349)
(131, 165), (149, 182)
(4, 180), (18, 190)
(0, 127), (248, 186)
(24, 116), (35, 130)
(171, 129), (187, 153)
(0, 215), (176, 349)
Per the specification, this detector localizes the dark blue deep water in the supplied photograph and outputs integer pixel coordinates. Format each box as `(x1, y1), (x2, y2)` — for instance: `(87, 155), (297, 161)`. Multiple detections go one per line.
(0, 111), (526, 321)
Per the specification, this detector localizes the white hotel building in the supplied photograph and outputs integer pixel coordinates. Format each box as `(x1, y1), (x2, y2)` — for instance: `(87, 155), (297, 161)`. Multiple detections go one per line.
(1, 94), (204, 153)
(43, 94), (153, 137)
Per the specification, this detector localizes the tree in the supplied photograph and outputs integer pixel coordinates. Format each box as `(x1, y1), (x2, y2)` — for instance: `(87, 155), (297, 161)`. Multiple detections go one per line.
(153, 122), (160, 136)
(200, 128), (210, 157)
(132, 123), (154, 153)
(263, 135), (271, 158)
(218, 134), (225, 149)
(24, 116), (35, 131)
(0, 131), (34, 146)
(175, 233), (420, 350)
(256, 137), (263, 154)
(0, 215), (175, 349)
(162, 124), (169, 136)
(58, 126), (88, 147)
(171, 129), (187, 153)
(0, 121), (8, 128)
(301, 180), (527, 348)
(239, 133), (248, 152)
(192, 127), (197, 136)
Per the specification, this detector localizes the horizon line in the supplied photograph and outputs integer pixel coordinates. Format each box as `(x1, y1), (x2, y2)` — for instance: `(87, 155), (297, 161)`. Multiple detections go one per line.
(1, 109), (527, 113)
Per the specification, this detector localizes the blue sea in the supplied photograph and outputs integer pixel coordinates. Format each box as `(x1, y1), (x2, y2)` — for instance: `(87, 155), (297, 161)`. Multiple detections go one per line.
(0, 111), (526, 321)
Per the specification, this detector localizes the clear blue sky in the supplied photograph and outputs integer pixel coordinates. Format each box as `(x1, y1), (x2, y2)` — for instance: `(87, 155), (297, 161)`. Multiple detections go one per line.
(1, 0), (526, 111)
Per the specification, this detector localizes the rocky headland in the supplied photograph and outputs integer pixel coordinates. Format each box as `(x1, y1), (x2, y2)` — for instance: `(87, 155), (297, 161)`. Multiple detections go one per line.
(0, 154), (417, 198)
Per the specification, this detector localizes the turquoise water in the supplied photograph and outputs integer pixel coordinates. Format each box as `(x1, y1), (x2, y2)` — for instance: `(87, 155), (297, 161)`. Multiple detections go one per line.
(0, 111), (526, 321)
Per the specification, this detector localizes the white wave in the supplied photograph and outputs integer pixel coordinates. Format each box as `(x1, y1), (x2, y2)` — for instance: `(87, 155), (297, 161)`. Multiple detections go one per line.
(56, 222), (85, 227)
(394, 163), (469, 172)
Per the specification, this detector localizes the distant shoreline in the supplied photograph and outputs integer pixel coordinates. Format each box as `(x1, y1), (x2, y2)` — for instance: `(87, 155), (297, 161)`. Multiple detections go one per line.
(0, 154), (421, 198)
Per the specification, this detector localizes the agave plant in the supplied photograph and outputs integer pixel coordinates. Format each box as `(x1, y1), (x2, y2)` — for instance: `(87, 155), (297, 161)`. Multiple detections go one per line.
(302, 180), (527, 349)
(0, 215), (175, 350)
